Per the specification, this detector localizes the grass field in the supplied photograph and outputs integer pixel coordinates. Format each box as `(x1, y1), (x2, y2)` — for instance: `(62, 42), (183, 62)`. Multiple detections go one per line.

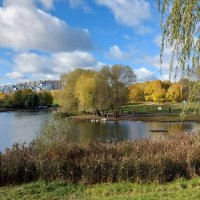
(1, 178), (200, 200)
(121, 102), (198, 114)
(71, 102), (200, 122)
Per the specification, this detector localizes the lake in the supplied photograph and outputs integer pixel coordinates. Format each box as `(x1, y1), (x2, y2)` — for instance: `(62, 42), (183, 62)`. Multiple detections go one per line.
(0, 112), (200, 151)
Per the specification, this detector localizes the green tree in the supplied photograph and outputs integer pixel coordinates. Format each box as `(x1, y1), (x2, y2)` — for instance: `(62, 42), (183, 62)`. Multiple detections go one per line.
(11, 90), (23, 108)
(25, 92), (39, 109)
(99, 65), (136, 115)
(39, 91), (53, 106)
(158, 0), (199, 77)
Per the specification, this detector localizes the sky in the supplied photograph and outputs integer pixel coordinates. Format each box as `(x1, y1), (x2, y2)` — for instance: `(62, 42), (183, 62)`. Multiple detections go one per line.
(0, 0), (173, 84)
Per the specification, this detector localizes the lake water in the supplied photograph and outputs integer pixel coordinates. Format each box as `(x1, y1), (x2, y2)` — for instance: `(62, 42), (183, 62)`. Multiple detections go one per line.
(0, 112), (200, 151)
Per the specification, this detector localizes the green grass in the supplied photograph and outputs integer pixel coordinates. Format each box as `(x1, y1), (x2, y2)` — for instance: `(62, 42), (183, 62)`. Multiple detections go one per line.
(1, 178), (200, 200)
(121, 102), (199, 114)
(72, 102), (200, 122)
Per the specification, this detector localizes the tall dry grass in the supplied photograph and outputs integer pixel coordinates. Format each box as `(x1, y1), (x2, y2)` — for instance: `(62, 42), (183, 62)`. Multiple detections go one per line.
(1, 133), (200, 186)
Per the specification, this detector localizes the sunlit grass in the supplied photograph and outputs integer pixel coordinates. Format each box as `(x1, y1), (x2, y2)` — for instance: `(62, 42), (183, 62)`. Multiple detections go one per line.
(121, 102), (197, 114)
(1, 178), (200, 200)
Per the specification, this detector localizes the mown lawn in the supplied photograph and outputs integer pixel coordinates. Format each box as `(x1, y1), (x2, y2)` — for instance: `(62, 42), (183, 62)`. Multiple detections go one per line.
(1, 178), (200, 200)
(121, 102), (198, 114)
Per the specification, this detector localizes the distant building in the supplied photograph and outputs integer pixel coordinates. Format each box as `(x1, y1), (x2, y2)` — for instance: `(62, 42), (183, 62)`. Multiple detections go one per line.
(0, 80), (63, 93)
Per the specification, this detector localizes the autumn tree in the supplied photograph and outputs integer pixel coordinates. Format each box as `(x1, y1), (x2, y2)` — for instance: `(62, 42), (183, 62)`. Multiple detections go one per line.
(58, 65), (136, 115)
(144, 80), (167, 102)
(59, 69), (87, 112)
(74, 71), (98, 112)
(166, 83), (182, 102)
(98, 65), (136, 115)
(128, 83), (145, 102)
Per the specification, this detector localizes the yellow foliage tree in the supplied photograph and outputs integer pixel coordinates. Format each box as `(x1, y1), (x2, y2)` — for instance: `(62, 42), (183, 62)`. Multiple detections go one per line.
(144, 80), (166, 102)
(74, 72), (97, 112)
(128, 83), (144, 102)
(166, 83), (182, 102)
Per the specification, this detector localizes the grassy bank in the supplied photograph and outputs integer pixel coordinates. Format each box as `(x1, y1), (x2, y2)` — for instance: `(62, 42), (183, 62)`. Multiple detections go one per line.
(69, 103), (200, 122)
(121, 102), (196, 114)
(1, 134), (200, 186)
(71, 113), (200, 122)
(1, 178), (200, 200)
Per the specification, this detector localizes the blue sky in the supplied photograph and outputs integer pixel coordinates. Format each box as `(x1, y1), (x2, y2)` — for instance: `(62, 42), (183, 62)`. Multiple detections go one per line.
(0, 0), (172, 84)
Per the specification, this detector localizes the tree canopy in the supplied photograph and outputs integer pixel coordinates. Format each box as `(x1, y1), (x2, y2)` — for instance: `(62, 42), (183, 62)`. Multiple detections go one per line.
(158, 0), (199, 78)
(59, 65), (136, 115)
(0, 90), (53, 109)
(129, 80), (184, 103)
(158, 0), (199, 113)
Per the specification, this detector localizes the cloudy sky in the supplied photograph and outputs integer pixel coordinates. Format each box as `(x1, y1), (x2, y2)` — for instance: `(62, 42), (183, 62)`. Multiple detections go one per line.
(0, 0), (172, 84)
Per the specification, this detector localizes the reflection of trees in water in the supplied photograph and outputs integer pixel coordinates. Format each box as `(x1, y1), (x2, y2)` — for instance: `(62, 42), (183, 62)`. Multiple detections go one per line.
(78, 121), (130, 142)
(147, 122), (197, 136)
(77, 121), (199, 142)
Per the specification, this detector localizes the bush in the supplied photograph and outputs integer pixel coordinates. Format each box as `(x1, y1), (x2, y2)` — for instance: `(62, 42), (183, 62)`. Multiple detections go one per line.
(35, 117), (79, 151)
(1, 128), (200, 186)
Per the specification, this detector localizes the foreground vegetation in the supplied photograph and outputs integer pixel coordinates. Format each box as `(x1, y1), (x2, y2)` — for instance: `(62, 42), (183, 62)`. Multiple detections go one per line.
(2, 178), (200, 200)
(1, 118), (200, 186)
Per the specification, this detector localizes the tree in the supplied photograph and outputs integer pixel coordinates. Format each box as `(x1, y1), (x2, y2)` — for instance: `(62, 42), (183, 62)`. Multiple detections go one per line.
(166, 83), (182, 103)
(98, 65), (136, 115)
(74, 71), (97, 112)
(25, 92), (39, 109)
(11, 90), (23, 108)
(128, 83), (145, 102)
(158, 0), (199, 78)
(158, 0), (200, 112)
(59, 65), (136, 115)
(151, 88), (166, 103)
(179, 78), (190, 101)
(59, 69), (87, 112)
(39, 91), (53, 106)
(144, 80), (167, 102)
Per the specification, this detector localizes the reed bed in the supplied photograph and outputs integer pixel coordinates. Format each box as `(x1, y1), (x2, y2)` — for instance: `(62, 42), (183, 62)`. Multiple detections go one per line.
(1, 133), (200, 186)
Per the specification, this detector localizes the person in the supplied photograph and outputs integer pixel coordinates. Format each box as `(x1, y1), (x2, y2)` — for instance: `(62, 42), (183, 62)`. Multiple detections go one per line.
(169, 107), (171, 113)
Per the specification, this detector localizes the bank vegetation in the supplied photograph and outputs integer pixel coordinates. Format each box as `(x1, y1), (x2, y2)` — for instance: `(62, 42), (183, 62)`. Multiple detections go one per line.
(1, 118), (200, 186)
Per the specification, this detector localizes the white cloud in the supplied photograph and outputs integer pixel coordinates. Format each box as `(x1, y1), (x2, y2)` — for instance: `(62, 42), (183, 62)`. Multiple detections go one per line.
(0, 0), (92, 52)
(159, 74), (170, 81)
(69, 0), (92, 13)
(6, 71), (24, 79)
(108, 45), (132, 60)
(38, 0), (54, 9)
(141, 35), (174, 71)
(69, 0), (84, 8)
(96, 0), (151, 32)
(4, 0), (54, 9)
(7, 51), (99, 81)
(135, 67), (157, 82)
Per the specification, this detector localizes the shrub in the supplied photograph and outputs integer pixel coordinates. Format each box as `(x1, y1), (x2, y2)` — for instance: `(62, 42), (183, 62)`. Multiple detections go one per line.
(1, 131), (200, 186)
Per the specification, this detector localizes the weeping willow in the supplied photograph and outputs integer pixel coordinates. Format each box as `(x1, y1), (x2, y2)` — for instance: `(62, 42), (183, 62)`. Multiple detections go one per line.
(158, 0), (200, 115)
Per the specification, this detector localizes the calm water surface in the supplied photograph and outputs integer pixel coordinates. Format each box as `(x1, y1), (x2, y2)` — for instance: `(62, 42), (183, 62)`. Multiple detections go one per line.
(0, 112), (200, 151)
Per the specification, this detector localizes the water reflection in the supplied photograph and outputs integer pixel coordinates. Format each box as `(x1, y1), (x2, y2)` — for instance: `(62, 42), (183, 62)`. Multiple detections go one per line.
(0, 112), (200, 151)
(78, 120), (200, 142)
(0, 112), (50, 151)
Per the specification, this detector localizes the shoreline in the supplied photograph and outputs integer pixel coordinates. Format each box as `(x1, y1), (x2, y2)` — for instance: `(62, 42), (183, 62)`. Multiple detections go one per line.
(0, 108), (56, 113)
(70, 113), (200, 123)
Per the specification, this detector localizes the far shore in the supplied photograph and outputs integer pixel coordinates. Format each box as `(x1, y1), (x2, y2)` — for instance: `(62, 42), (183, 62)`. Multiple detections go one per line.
(0, 108), (56, 113)
(70, 113), (200, 123)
